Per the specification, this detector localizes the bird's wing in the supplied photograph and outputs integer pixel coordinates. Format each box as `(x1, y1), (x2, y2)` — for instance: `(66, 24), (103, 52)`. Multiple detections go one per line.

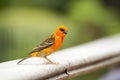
(29, 34), (54, 54)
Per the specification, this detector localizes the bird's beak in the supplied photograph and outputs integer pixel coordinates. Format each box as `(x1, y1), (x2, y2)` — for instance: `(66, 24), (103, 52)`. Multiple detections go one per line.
(63, 30), (68, 34)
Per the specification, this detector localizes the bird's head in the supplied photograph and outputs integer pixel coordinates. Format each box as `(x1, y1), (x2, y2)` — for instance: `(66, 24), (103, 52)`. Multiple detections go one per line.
(55, 26), (68, 37)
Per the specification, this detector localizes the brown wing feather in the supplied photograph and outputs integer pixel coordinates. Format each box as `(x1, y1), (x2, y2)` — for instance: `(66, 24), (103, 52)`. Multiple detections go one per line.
(29, 34), (54, 54)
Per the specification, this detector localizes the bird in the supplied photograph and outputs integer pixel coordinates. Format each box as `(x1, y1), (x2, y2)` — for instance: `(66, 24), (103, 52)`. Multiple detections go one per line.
(17, 26), (68, 64)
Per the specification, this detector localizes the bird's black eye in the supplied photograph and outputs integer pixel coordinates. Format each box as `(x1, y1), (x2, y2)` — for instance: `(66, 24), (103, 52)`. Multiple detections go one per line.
(60, 28), (65, 32)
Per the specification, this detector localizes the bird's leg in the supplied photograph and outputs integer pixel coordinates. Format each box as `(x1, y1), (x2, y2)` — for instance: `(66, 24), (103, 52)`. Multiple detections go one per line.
(43, 56), (58, 64)
(43, 56), (53, 64)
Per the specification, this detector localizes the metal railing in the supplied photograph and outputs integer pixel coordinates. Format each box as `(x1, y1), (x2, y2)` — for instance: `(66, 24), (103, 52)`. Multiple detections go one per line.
(0, 34), (120, 80)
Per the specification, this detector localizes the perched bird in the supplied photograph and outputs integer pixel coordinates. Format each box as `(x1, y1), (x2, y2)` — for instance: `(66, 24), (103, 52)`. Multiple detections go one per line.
(17, 26), (68, 64)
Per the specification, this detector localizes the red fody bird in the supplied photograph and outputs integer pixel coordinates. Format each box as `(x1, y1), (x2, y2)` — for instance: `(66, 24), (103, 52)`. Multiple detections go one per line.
(17, 26), (68, 64)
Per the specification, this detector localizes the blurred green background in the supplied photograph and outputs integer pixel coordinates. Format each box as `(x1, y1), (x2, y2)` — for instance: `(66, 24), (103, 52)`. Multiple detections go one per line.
(0, 0), (120, 79)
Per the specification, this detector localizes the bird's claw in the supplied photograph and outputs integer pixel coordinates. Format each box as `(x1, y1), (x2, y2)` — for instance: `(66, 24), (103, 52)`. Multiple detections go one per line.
(45, 61), (59, 64)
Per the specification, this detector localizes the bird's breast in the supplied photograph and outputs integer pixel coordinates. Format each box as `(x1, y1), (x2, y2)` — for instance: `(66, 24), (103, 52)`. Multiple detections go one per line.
(53, 36), (63, 51)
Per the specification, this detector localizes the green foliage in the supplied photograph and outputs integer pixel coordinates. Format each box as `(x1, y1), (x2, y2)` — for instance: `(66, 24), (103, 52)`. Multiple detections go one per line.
(68, 0), (120, 35)
(0, 0), (120, 63)
(0, 7), (77, 62)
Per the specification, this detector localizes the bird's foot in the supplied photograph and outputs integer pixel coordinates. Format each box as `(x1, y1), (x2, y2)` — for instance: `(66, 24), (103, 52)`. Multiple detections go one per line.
(45, 61), (59, 64)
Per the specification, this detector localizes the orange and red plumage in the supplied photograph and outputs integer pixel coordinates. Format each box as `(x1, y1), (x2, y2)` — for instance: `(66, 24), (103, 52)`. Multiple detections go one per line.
(17, 26), (68, 64)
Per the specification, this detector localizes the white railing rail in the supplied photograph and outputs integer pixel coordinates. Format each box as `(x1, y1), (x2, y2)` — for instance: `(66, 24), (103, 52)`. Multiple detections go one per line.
(0, 34), (120, 80)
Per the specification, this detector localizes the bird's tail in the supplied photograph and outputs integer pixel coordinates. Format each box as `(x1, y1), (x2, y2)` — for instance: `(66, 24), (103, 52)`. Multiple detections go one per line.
(17, 56), (30, 64)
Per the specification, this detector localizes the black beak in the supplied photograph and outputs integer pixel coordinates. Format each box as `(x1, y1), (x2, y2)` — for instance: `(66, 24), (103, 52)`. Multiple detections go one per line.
(63, 30), (68, 34)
